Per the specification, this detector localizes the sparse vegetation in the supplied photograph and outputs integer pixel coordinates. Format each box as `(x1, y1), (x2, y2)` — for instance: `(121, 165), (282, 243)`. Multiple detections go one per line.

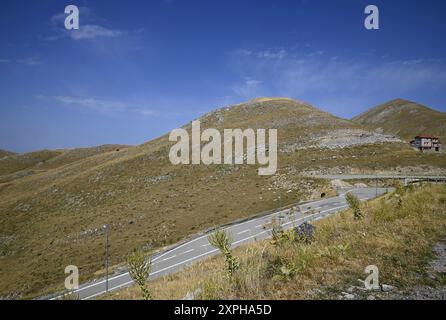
(353, 98), (446, 143)
(346, 192), (363, 219)
(60, 292), (80, 300)
(1, 98), (446, 298)
(126, 249), (152, 300)
(270, 218), (285, 246)
(208, 229), (239, 277)
(105, 184), (446, 300)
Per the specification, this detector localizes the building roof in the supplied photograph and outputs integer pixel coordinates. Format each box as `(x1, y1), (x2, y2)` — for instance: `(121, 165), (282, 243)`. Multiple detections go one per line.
(415, 135), (439, 139)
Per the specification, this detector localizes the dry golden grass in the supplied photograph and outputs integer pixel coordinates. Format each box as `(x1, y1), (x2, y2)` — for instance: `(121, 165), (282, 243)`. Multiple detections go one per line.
(105, 184), (446, 300)
(1, 98), (445, 298)
(353, 98), (446, 142)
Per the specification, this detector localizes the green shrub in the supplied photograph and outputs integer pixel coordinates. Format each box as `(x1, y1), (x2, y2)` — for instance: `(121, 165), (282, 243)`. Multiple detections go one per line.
(126, 248), (152, 300)
(346, 192), (363, 219)
(208, 229), (239, 277)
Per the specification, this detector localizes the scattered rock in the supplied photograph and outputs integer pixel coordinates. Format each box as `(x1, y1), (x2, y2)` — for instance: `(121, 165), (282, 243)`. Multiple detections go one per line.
(430, 242), (446, 273)
(330, 179), (352, 189)
(354, 183), (368, 188)
(381, 284), (396, 292)
(341, 292), (355, 300)
(15, 203), (31, 212)
(293, 222), (315, 242)
(182, 288), (202, 300)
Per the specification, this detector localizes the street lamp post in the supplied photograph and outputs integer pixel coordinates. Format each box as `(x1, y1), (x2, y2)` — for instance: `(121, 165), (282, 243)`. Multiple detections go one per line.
(375, 172), (378, 197)
(372, 152), (378, 197)
(104, 224), (109, 293)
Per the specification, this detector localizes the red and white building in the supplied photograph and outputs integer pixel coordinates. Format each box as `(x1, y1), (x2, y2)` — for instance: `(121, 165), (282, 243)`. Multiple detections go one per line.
(410, 135), (442, 152)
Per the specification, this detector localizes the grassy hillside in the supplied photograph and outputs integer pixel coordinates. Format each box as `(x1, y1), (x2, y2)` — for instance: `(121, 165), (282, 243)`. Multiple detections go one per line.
(1, 98), (446, 298)
(0, 145), (129, 183)
(0, 150), (16, 159)
(352, 99), (446, 143)
(107, 184), (446, 300)
(0, 149), (63, 176)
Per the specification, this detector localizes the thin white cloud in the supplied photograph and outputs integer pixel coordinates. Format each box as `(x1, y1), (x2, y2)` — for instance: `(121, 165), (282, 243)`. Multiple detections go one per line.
(235, 49), (253, 57)
(307, 50), (324, 57)
(0, 57), (41, 66)
(54, 96), (126, 113)
(50, 12), (66, 26)
(229, 47), (446, 115)
(46, 7), (124, 41)
(236, 48), (288, 60)
(133, 108), (157, 116)
(232, 78), (264, 99)
(51, 95), (157, 116)
(68, 24), (124, 40)
(257, 49), (287, 60)
(50, 7), (92, 26)
(17, 57), (41, 66)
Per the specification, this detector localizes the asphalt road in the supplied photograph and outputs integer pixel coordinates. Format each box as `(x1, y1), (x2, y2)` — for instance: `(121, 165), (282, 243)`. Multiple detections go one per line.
(51, 186), (390, 300)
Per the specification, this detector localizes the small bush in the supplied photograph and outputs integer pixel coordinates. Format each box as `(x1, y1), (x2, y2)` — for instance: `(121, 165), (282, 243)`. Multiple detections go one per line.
(126, 248), (152, 300)
(208, 229), (239, 277)
(270, 220), (285, 246)
(346, 192), (363, 220)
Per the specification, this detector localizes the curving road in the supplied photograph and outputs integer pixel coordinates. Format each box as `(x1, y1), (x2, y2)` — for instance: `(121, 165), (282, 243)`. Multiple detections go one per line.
(50, 186), (390, 300)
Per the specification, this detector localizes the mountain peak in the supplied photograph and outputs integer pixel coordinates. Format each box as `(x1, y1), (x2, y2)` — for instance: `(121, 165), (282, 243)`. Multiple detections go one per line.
(352, 99), (446, 142)
(249, 97), (297, 103)
(381, 98), (418, 107)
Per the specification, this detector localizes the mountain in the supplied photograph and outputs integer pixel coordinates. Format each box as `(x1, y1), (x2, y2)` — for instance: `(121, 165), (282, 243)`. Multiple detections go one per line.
(352, 99), (446, 143)
(0, 145), (129, 179)
(0, 149), (16, 159)
(1, 98), (445, 298)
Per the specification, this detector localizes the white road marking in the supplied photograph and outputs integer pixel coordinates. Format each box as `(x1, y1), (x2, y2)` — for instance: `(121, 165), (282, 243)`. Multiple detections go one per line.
(57, 190), (384, 300)
(182, 249), (194, 254)
(84, 205), (351, 300)
(162, 255), (176, 261)
(237, 229), (250, 235)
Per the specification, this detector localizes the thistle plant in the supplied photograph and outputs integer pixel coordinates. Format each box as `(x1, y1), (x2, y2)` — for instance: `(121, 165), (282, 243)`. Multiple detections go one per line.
(208, 229), (239, 277)
(126, 248), (152, 300)
(346, 192), (363, 220)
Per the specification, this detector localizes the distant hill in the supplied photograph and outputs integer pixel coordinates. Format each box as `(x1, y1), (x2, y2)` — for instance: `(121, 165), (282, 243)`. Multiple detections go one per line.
(0, 144), (129, 177)
(1, 97), (445, 298)
(0, 149), (63, 176)
(352, 99), (446, 143)
(0, 149), (16, 158)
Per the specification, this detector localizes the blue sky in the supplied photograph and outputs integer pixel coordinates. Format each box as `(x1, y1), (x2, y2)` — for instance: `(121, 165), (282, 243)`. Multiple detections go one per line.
(1, 0), (445, 152)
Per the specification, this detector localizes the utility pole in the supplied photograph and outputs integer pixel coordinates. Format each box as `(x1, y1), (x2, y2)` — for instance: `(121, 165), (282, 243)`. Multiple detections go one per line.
(375, 173), (378, 197)
(371, 152), (378, 197)
(104, 224), (109, 293)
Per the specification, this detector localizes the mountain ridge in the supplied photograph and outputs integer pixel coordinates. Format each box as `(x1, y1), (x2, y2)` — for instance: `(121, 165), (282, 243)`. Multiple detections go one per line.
(1, 97), (445, 298)
(352, 98), (446, 142)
